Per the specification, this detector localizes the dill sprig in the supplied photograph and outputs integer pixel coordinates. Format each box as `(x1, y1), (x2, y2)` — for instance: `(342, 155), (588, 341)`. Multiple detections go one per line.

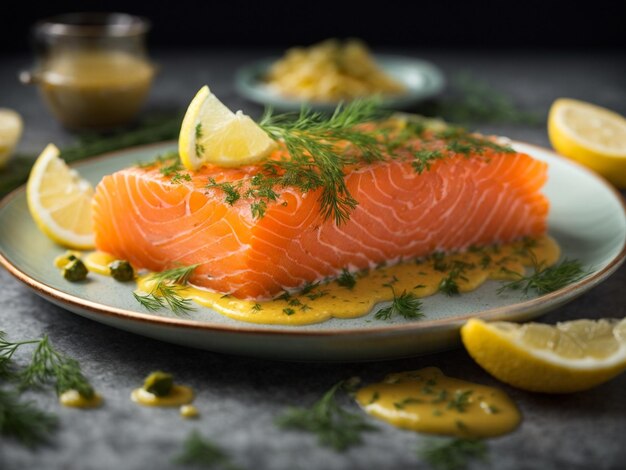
(0, 388), (58, 448)
(418, 438), (487, 470)
(259, 100), (386, 224)
(375, 288), (424, 321)
(497, 259), (587, 296)
(134, 265), (199, 315)
(173, 430), (240, 470)
(275, 380), (376, 451)
(19, 335), (94, 399)
(337, 269), (357, 289)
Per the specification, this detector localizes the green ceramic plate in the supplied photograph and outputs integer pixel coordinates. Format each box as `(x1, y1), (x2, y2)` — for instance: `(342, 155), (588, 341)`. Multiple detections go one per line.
(235, 55), (445, 112)
(1, 141), (625, 361)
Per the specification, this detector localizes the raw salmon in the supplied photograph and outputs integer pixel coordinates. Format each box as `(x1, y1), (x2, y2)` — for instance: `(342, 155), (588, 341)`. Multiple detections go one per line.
(92, 140), (548, 299)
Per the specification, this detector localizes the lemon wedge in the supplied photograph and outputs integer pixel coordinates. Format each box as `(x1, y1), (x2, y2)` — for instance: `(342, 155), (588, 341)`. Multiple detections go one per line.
(0, 108), (24, 168)
(26, 144), (94, 249)
(178, 85), (276, 170)
(461, 318), (626, 393)
(548, 98), (626, 187)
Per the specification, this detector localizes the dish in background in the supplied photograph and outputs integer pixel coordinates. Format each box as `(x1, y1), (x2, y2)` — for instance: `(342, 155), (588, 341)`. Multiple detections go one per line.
(0, 141), (624, 361)
(19, 13), (155, 130)
(236, 54), (445, 112)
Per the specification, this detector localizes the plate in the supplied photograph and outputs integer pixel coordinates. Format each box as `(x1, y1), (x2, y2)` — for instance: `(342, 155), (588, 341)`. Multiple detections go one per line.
(1, 142), (625, 361)
(235, 55), (445, 112)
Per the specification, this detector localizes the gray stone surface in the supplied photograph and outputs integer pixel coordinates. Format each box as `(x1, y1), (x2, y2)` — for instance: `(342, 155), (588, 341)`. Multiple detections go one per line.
(1, 49), (625, 470)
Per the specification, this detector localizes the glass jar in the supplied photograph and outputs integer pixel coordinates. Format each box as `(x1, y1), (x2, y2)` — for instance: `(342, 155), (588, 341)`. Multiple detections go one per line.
(20, 13), (155, 130)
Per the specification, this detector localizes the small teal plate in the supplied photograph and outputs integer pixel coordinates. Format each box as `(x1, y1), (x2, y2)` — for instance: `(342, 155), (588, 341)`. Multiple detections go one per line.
(0, 142), (625, 361)
(235, 55), (445, 112)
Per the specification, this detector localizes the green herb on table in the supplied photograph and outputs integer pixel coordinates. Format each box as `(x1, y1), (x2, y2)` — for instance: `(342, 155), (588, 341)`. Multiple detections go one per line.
(497, 259), (587, 296)
(375, 288), (424, 321)
(173, 430), (240, 470)
(133, 264), (199, 315)
(275, 379), (376, 451)
(0, 388), (58, 448)
(418, 437), (487, 470)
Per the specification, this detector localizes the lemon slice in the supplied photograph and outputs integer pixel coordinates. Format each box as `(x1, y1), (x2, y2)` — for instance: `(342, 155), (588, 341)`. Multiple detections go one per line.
(179, 85), (276, 170)
(0, 108), (23, 168)
(26, 144), (94, 249)
(461, 318), (626, 393)
(548, 98), (626, 187)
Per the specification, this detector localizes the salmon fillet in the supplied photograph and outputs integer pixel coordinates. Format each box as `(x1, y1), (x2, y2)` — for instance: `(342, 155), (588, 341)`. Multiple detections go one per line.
(92, 140), (548, 299)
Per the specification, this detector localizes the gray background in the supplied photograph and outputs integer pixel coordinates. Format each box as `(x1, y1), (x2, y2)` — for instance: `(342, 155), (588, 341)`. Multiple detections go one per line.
(1, 49), (625, 469)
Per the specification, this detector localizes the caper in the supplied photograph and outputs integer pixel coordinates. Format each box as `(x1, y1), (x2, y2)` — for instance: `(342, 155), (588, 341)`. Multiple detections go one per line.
(108, 260), (135, 282)
(143, 371), (174, 397)
(63, 259), (88, 282)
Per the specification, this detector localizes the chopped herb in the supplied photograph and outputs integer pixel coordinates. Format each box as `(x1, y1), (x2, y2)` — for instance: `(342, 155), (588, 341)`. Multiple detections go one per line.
(368, 392), (380, 405)
(195, 123), (204, 139)
(411, 150), (444, 174)
(431, 252), (447, 271)
(283, 308), (296, 316)
(447, 390), (473, 413)
(0, 388), (58, 448)
(418, 437), (487, 470)
(394, 397), (424, 409)
(438, 260), (472, 297)
(438, 275), (460, 296)
(337, 269), (356, 289)
(251, 303), (262, 312)
(375, 288), (424, 321)
(497, 259), (587, 296)
(275, 380), (376, 451)
(173, 430), (240, 470)
(206, 178), (241, 206)
(422, 378), (437, 394)
(431, 390), (449, 404)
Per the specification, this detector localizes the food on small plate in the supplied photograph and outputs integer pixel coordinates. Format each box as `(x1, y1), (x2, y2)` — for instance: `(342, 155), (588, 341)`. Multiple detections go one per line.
(91, 88), (549, 300)
(548, 98), (626, 188)
(461, 318), (626, 393)
(265, 39), (406, 102)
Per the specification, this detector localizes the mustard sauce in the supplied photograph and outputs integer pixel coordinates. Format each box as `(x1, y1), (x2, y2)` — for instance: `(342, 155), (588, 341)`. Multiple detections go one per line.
(59, 389), (103, 409)
(130, 385), (194, 407)
(180, 404), (200, 419)
(83, 251), (117, 276)
(356, 367), (521, 437)
(135, 235), (559, 326)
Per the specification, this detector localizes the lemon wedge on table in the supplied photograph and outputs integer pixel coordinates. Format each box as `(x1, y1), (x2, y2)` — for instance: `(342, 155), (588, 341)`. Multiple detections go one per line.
(178, 85), (276, 170)
(0, 108), (23, 168)
(26, 144), (94, 249)
(461, 318), (626, 393)
(548, 98), (626, 187)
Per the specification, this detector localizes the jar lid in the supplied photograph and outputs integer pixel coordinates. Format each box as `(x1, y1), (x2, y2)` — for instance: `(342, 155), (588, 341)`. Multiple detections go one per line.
(34, 12), (150, 38)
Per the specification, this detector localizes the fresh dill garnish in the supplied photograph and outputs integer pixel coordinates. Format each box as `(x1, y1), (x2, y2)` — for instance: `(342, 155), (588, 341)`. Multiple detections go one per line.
(275, 380), (376, 451)
(375, 288), (424, 321)
(195, 123), (204, 139)
(418, 437), (487, 470)
(0, 388), (58, 448)
(171, 172), (192, 184)
(19, 335), (95, 399)
(206, 178), (242, 206)
(497, 259), (587, 296)
(283, 308), (296, 316)
(337, 269), (357, 289)
(431, 252), (448, 271)
(393, 397), (424, 409)
(251, 303), (262, 312)
(412, 150), (444, 174)
(438, 260), (473, 297)
(173, 430), (240, 470)
(447, 390), (473, 412)
(438, 276), (460, 296)
(368, 391), (380, 404)
(134, 265), (199, 315)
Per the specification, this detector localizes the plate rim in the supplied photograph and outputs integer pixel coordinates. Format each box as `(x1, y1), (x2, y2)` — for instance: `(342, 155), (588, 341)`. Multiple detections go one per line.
(234, 54), (446, 109)
(1, 141), (625, 337)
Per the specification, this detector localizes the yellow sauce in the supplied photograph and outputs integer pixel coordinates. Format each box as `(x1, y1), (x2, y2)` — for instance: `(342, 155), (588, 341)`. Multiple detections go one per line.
(59, 389), (103, 409)
(180, 404), (200, 419)
(136, 235), (559, 326)
(83, 251), (117, 276)
(39, 50), (154, 129)
(130, 385), (194, 407)
(356, 367), (520, 437)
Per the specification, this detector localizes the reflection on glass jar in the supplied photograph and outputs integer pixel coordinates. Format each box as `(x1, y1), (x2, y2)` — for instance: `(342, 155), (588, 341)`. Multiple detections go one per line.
(21, 13), (155, 130)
